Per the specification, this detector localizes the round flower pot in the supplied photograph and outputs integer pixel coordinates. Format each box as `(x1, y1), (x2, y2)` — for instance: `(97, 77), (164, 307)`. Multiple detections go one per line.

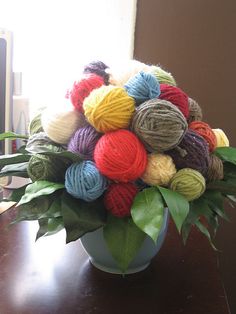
(80, 208), (169, 274)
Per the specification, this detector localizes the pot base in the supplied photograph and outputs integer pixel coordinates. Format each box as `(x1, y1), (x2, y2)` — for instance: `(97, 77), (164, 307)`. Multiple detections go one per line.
(89, 258), (150, 275)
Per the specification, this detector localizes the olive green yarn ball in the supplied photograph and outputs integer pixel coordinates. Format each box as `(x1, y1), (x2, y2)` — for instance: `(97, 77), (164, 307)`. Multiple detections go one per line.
(27, 154), (71, 183)
(29, 112), (44, 135)
(150, 66), (177, 86)
(169, 168), (206, 201)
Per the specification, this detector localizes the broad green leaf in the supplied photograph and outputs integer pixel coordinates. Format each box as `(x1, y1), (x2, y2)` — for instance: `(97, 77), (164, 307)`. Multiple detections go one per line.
(14, 194), (55, 222)
(131, 187), (164, 243)
(214, 147), (236, 165)
(36, 217), (64, 241)
(0, 162), (29, 178)
(18, 181), (65, 205)
(207, 180), (236, 195)
(0, 153), (31, 168)
(103, 215), (146, 273)
(158, 186), (189, 233)
(223, 162), (236, 180)
(61, 192), (106, 243)
(195, 220), (217, 250)
(0, 131), (28, 140)
(5, 184), (29, 202)
(39, 197), (62, 219)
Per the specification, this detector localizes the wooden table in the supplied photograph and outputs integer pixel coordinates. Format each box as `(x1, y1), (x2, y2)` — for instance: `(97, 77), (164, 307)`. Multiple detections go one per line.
(0, 207), (230, 314)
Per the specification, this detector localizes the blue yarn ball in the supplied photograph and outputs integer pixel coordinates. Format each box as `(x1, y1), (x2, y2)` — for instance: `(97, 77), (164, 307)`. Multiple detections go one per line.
(65, 161), (108, 202)
(124, 71), (160, 104)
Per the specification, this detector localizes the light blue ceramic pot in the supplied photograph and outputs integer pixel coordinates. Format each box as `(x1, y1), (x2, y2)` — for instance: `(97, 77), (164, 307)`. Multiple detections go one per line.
(80, 208), (169, 274)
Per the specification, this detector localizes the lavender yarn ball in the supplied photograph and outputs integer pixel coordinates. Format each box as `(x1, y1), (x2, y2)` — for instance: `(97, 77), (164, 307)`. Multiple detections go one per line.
(68, 125), (101, 160)
(131, 99), (188, 152)
(83, 60), (110, 85)
(167, 129), (210, 176)
(65, 161), (108, 202)
(124, 71), (160, 104)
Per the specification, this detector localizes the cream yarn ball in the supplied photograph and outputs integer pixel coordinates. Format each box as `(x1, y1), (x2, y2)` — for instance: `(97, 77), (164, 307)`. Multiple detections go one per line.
(212, 128), (230, 147)
(42, 103), (87, 145)
(108, 59), (152, 86)
(141, 153), (177, 186)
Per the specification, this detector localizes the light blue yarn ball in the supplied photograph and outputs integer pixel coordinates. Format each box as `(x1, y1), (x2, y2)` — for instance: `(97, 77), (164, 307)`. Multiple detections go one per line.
(124, 71), (160, 104)
(65, 161), (108, 202)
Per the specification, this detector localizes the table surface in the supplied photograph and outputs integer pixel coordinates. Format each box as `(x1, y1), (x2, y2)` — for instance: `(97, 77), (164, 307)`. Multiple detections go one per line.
(0, 207), (230, 314)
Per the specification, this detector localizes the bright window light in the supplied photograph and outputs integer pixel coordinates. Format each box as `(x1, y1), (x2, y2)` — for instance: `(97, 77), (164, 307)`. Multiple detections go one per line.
(0, 0), (137, 110)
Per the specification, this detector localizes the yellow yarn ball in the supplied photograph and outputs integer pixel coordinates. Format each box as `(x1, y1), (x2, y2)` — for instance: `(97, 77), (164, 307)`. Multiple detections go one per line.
(83, 85), (135, 133)
(141, 153), (177, 186)
(42, 103), (87, 144)
(212, 128), (229, 147)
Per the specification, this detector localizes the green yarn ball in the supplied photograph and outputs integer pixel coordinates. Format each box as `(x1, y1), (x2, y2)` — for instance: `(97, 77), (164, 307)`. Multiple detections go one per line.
(151, 66), (177, 86)
(169, 168), (206, 201)
(27, 154), (71, 183)
(29, 112), (44, 135)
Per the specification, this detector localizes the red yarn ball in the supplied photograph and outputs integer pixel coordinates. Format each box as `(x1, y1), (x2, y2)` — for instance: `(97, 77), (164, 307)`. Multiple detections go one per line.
(189, 121), (217, 152)
(104, 183), (138, 217)
(159, 84), (189, 118)
(94, 129), (147, 182)
(69, 73), (104, 112)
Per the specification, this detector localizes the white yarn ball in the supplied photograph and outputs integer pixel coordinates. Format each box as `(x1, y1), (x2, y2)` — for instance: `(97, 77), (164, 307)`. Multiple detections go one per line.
(108, 59), (153, 86)
(41, 102), (87, 145)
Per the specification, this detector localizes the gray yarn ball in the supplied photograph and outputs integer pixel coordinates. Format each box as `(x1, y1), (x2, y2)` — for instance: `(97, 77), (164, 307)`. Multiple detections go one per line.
(187, 97), (203, 123)
(131, 99), (188, 152)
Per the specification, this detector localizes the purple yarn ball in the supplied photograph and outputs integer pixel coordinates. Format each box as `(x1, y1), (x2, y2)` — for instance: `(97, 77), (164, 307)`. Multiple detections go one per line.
(68, 125), (101, 160)
(167, 129), (210, 176)
(83, 61), (110, 85)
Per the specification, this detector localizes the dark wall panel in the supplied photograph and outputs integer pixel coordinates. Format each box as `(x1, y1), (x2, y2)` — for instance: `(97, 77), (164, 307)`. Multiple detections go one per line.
(134, 0), (236, 312)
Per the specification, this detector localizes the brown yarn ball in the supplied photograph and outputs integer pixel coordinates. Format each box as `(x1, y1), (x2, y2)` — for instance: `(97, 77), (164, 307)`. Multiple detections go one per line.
(131, 99), (188, 152)
(187, 97), (203, 123)
(206, 154), (224, 182)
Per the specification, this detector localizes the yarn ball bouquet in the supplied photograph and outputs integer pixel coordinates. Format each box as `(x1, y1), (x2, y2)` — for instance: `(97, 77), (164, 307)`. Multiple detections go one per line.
(1, 59), (236, 275)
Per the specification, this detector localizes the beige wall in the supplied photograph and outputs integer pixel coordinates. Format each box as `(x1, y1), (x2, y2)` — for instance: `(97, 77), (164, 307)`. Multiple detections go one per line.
(134, 0), (236, 311)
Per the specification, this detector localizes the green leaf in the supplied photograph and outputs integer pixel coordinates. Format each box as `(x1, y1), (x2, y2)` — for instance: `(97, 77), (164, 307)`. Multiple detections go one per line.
(18, 181), (65, 205)
(182, 198), (212, 244)
(203, 190), (229, 221)
(207, 180), (236, 195)
(0, 131), (28, 140)
(14, 195), (55, 222)
(103, 215), (146, 273)
(214, 147), (236, 165)
(39, 197), (62, 219)
(158, 186), (189, 233)
(0, 162), (29, 178)
(131, 187), (164, 243)
(0, 153), (31, 168)
(61, 192), (107, 243)
(36, 217), (64, 241)
(223, 162), (236, 180)
(195, 220), (217, 250)
(5, 184), (29, 202)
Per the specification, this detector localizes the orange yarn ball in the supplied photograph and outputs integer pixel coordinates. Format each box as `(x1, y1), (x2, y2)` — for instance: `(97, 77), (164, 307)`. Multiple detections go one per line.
(94, 129), (147, 182)
(189, 121), (217, 152)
